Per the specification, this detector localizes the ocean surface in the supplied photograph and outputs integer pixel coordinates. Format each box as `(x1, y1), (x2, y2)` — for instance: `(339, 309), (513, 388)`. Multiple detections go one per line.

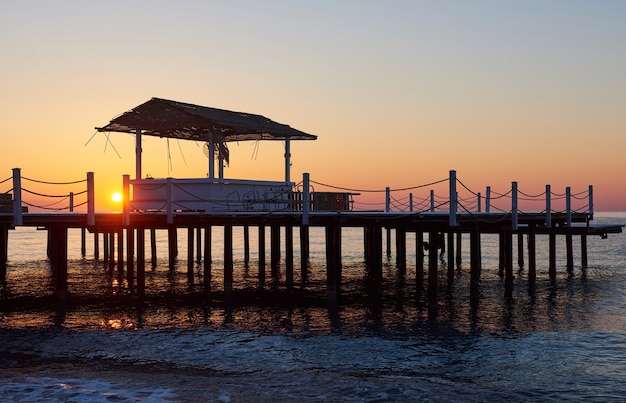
(0, 213), (625, 402)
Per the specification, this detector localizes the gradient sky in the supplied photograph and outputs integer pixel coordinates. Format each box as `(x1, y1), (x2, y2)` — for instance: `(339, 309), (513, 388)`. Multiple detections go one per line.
(1, 1), (624, 212)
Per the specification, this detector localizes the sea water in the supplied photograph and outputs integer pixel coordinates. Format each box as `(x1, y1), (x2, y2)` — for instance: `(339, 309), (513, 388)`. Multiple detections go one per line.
(0, 213), (625, 402)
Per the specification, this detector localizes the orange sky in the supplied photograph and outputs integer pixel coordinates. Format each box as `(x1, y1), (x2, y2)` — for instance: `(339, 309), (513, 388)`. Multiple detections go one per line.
(1, 1), (625, 212)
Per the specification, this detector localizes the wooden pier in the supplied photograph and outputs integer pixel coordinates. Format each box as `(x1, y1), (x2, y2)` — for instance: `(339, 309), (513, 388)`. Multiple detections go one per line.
(0, 206), (621, 308)
(0, 98), (623, 310)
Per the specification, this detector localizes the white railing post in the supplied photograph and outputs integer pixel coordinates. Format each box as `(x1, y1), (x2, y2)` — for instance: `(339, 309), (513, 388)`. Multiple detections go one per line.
(449, 170), (457, 227)
(566, 186), (571, 226)
(385, 187), (390, 213)
(87, 172), (95, 226)
(512, 181), (518, 231)
(477, 192), (481, 212)
(486, 186), (491, 213)
(409, 193), (413, 212)
(302, 173), (310, 225)
(545, 184), (551, 229)
(123, 174), (130, 226)
(430, 190), (435, 212)
(166, 178), (174, 225)
(589, 185), (593, 216)
(12, 168), (22, 226)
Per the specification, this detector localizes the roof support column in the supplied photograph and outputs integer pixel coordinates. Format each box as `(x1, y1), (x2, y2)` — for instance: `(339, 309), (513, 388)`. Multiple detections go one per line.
(208, 131), (215, 180)
(285, 137), (291, 184)
(135, 129), (142, 180)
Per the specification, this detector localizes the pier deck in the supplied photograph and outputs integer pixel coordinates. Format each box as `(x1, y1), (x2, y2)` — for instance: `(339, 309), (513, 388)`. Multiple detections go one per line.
(0, 209), (622, 307)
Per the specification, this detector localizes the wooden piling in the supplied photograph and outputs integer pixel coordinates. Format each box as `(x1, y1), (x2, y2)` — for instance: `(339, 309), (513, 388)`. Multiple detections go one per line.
(258, 225), (266, 285)
(168, 226), (177, 270)
(528, 224), (537, 284)
(517, 232), (524, 268)
(93, 232), (99, 260)
(203, 226), (212, 292)
(150, 228), (157, 266)
(0, 226), (8, 280)
(50, 225), (68, 301)
(326, 224), (342, 302)
(549, 231), (557, 280)
(396, 227), (406, 273)
(224, 225), (233, 294)
(581, 234), (588, 268)
(447, 231), (454, 281)
(300, 225), (310, 282)
(187, 227), (194, 281)
(196, 226), (202, 262)
(271, 225), (280, 275)
(285, 225), (294, 290)
(566, 233), (574, 272)
(81, 228), (86, 257)
(455, 230), (462, 268)
(136, 228), (145, 296)
(243, 225), (250, 266)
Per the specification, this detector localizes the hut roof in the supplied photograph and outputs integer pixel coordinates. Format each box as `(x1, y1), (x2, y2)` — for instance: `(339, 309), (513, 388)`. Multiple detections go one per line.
(96, 97), (316, 142)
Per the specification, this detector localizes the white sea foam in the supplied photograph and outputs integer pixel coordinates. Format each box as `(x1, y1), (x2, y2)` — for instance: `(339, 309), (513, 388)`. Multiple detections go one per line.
(0, 376), (176, 402)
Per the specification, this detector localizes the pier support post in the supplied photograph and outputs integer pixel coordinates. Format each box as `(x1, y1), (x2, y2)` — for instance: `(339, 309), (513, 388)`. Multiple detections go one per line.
(187, 227), (195, 282)
(137, 228), (145, 296)
(94, 232), (100, 260)
(168, 226), (177, 270)
(447, 231), (454, 281)
(549, 231), (557, 280)
(0, 226), (8, 280)
(196, 227), (202, 263)
(498, 232), (505, 275)
(396, 228), (406, 273)
(81, 228), (86, 257)
(224, 225), (233, 295)
(285, 225), (294, 291)
(258, 225), (266, 286)
(581, 234), (588, 269)
(326, 225), (342, 303)
(366, 225), (383, 290)
(528, 224), (537, 287)
(243, 225), (250, 266)
(517, 233), (525, 268)
(300, 225), (310, 283)
(456, 230), (462, 268)
(203, 226), (212, 292)
(566, 233), (574, 272)
(150, 228), (157, 266)
(386, 227), (391, 258)
(50, 225), (68, 301)
(271, 225), (281, 276)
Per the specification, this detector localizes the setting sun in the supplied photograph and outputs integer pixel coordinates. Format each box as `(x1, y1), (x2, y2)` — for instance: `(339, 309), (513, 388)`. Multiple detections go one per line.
(111, 192), (123, 203)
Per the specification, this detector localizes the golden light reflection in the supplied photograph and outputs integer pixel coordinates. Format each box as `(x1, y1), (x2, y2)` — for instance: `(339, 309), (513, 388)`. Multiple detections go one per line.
(102, 317), (136, 330)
